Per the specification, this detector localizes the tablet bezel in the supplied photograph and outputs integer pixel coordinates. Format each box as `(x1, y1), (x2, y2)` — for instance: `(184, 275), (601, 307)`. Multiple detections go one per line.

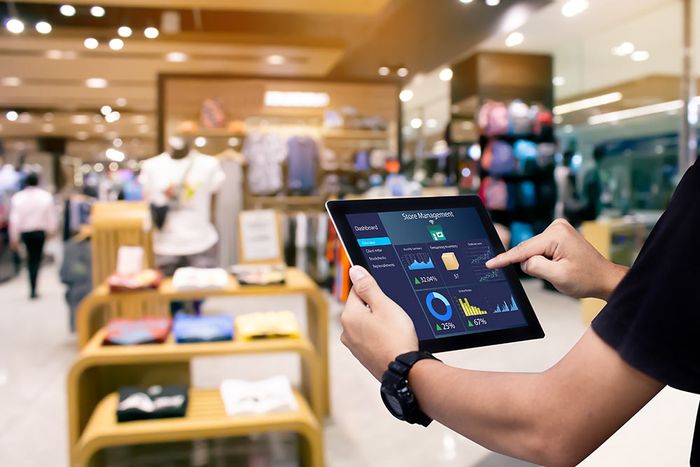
(327, 195), (545, 353)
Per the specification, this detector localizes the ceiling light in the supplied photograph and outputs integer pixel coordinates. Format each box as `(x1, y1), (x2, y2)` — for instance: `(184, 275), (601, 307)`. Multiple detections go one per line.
(35, 21), (52, 34)
(266, 54), (285, 65)
(76, 131), (89, 140)
(106, 148), (125, 162)
(399, 89), (414, 102)
(144, 26), (159, 39)
(105, 111), (120, 123)
(378, 66), (390, 76)
(228, 137), (240, 146)
(84, 37), (99, 49)
(46, 49), (77, 60)
(90, 6), (105, 17)
(5, 18), (25, 34)
(410, 117), (423, 129)
(131, 115), (147, 124)
(552, 76), (566, 87)
(630, 50), (650, 62)
(397, 67), (409, 77)
(264, 91), (330, 108)
(115, 97), (127, 107)
(100, 105), (112, 116)
(117, 26), (132, 38)
(553, 91), (623, 115)
(166, 51), (188, 62)
(5, 111), (19, 122)
(194, 136), (207, 148)
(439, 68), (453, 81)
(612, 42), (634, 56)
(561, 0), (589, 17)
(71, 114), (90, 124)
(485, 0), (500, 5)
(2, 77), (21, 87)
(113, 137), (123, 147)
(588, 100), (683, 125)
(94, 162), (104, 172)
(42, 123), (54, 133)
(85, 78), (108, 88)
(459, 0), (474, 3)
(109, 38), (124, 50)
(505, 31), (524, 47)
(60, 4), (76, 16)
(109, 162), (119, 171)
(426, 118), (438, 129)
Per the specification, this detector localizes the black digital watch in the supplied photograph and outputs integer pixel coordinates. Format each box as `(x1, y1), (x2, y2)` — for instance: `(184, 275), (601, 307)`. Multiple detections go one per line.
(380, 351), (440, 426)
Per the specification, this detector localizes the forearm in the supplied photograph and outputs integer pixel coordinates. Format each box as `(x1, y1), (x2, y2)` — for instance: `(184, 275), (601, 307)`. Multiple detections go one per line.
(596, 263), (629, 300)
(409, 360), (546, 463)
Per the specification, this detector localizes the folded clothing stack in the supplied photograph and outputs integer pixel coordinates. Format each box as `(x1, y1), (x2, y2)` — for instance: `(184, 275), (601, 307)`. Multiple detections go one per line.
(219, 376), (297, 416)
(117, 384), (188, 422)
(173, 312), (233, 343)
(230, 264), (286, 286)
(107, 269), (163, 292)
(172, 267), (229, 291)
(104, 318), (171, 345)
(235, 311), (300, 341)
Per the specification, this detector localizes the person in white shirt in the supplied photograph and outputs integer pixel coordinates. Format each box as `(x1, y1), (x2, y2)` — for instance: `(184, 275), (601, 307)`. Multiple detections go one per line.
(9, 172), (57, 299)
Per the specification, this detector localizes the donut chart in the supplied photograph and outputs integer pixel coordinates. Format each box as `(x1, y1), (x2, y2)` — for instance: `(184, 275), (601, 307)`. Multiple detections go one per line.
(425, 291), (453, 321)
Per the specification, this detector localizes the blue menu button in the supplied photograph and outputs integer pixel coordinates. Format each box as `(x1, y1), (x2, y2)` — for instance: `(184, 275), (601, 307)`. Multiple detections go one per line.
(357, 237), (392, 247)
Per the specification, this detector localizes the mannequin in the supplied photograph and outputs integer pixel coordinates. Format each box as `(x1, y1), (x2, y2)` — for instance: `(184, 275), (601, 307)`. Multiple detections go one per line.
(139, 136), (226, 276)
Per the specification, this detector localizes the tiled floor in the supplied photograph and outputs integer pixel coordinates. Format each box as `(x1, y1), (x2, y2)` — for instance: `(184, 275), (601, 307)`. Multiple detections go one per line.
(0, 264), (697, 466)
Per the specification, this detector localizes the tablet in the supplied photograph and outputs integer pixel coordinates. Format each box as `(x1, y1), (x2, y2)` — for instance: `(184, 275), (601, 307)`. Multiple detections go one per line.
(327, 196), (544, 353)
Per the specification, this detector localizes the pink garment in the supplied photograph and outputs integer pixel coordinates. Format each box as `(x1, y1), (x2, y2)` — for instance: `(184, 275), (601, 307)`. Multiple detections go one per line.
(9, 187), (57, 242)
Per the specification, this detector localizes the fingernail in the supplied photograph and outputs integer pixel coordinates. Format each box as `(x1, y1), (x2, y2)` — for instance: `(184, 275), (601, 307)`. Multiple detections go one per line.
(485, 258), (495, 267)
(349, 266), (367, 283)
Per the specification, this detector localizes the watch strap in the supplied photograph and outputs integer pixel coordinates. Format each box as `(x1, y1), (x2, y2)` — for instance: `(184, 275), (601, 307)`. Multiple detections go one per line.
(383, 351), (440, 427)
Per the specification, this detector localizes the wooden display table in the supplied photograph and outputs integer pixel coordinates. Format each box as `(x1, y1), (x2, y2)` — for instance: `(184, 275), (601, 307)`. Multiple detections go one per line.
(74, 389), (322, 467)
(75, 268), (330, 416)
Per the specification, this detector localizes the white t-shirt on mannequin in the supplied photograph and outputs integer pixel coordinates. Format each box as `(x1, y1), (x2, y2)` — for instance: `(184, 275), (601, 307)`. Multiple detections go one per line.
(139, 150), (226, 257)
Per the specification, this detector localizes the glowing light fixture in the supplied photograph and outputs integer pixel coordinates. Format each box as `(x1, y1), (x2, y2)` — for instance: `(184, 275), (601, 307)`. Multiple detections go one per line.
(410, 117), (423, 129)
(378, 66), (390, 76)
(612, 42), (634, 56)
(561, 0), (588, 17)
(588, 100), (684, 125)
(106, 148), (125, 162)
(485, 0), (500, 5)
(84, 37), (99, 49)
(2, 77), (21, 87)
(105, 111), (121, 123)
(35, 21), (52, 34)
(115, 97), (127, 107)
(71, 114), (90, 124)
(439, 68), (453, 81)
(60, 4), (76, 16)
(109, 38), (124, 50)
(90, 6), (105, 17)
(144, 26), (159, 39)
(426, 118), (438, 129)
(166, 51), (188, 62)
(194, 136), (207, 148)
(6, 18), (25, 34)
(552, 76), (566, 87)
(266, 54), (285, 65)
(630, 50), (650, 62)
(505, 32), (524, 47)
(100, 105), (112, 116)
(553, 92), (623, 115)
(397, 67), (409, 77)
(47, 49), (77, 59)
(118, 26), (132, 37)
(459, 0), (474, 3)
(5, 111), (19, 122)
(85, 78), (108, 88)
(264, 91), (330, 108)
(399, 89), (414, 103)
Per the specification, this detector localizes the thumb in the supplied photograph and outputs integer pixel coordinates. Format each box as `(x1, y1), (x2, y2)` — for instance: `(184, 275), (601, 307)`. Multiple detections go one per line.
(349, 266), (390, 309)
(520, 255), (558, 281)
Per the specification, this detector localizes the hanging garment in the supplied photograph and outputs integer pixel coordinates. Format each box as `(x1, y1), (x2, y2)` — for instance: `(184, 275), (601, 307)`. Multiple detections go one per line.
(287, 136), (319, 195)
(295, 212), (308, 274)
(215, 154), (244, 268)
(243, 131), (287, 195)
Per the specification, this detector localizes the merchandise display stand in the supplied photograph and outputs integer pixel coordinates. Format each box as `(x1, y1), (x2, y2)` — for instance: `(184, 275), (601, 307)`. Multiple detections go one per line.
(70, 268), (329, 467)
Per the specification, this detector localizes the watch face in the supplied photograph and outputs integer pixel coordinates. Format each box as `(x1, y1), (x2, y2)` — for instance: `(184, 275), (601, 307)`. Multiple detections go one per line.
(381, 387), (404, 417)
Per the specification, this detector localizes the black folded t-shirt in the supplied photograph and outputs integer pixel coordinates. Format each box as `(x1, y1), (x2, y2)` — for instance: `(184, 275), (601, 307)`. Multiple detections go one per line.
(592, 161), (700, 465)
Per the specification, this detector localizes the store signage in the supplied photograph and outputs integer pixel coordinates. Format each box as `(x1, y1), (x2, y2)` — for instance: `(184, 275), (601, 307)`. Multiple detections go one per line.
(263, 91), (330, 108)
(238, 209), (283, 263)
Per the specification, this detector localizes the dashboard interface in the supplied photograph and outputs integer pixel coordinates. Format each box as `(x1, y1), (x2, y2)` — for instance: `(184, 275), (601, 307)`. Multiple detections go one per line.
(346, 208), (527, 341)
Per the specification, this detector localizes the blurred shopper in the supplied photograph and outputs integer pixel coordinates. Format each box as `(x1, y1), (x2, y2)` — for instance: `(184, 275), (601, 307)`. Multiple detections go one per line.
(9, 172), (56, 299)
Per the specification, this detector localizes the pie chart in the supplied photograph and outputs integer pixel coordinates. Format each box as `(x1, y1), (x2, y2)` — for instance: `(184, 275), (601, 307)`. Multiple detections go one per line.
(425, 291), (452, 321)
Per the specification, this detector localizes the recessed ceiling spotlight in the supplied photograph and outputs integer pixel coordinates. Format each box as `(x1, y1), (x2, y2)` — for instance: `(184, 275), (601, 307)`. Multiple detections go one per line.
(115, 97), (127, 107)
(505, 31), (524, 47)
(378, 66), (390, 76)
(5, 18), (25, 34)
(100, 105), (112, 116)
(166, 51), (188, 62)
(630, 50), (650, 62)
(60, 4), (76, 16)
(113, 137), (123, 147)
(397, 67), (409, 77)
(561, 0), (589, 17)
(35, 21), (52, 34)
(459, 0), (474, 3)
(439, 67), (453, 81)
(94, 162), (104, 172)
(399, 89), (414, 102)
(105, 111), (121, 123)
(552, 76), (566, 86)
(105, 148), (124, 161)
(109, 38), (124, 50)
(118, 26), (132, 38)
(84, 37), (99, 49)
(485, 0), (500, 5)
(5, 111), (19, 122)
(90, 6), (105, 17)
(194, 136), (207, 147)
(2, 77), (22, 87)
(410, 117), (423, 129)
(612, 42), (634, 56)
(85, 77), (108, 88)
(144, 26), (159, 39)
(266, 54), (285, 65)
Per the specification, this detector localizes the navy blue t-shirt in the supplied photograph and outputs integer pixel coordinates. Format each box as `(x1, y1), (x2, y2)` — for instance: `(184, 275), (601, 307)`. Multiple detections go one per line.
(592, 161), (700, 465)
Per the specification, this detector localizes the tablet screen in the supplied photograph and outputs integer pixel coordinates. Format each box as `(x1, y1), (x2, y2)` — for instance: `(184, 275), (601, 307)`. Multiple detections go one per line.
(346, 207), (528, 341)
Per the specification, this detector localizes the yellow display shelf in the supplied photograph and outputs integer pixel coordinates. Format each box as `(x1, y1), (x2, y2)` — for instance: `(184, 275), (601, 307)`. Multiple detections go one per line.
(73, 388), (323, 467)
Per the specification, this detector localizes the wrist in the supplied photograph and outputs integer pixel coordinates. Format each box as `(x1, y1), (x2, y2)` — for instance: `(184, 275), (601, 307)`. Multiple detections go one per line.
(596, 263), (629, 300)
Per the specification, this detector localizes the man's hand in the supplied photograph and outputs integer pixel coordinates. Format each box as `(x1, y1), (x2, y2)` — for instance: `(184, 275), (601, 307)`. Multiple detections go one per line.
(340, 266), (419, 381)
(486, 219), (628, 300)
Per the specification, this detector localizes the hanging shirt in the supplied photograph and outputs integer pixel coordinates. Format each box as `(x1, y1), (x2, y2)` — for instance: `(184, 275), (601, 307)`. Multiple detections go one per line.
(9, 187), (57, 242)
(139, 151), (225, 256)
(243, 131), (287, 195)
